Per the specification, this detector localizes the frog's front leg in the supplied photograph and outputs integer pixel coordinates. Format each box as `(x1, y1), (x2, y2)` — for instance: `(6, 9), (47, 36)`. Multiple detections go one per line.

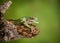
(24, 22), (34, 33)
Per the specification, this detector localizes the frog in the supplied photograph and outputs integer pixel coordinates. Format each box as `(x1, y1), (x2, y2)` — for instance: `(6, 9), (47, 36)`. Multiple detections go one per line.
(20, 17), (39, 33)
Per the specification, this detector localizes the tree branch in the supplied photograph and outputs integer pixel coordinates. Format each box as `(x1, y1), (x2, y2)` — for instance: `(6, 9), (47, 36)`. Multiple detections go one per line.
(0, 0), (12, 14)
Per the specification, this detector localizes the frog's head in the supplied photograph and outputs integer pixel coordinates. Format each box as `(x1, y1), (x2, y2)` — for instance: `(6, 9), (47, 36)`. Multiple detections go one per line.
(21, 17), (39, 24)
(28, 17), (39, 24)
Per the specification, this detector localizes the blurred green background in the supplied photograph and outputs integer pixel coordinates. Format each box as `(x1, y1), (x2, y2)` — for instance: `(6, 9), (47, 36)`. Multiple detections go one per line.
(0, 0), (59, 43)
